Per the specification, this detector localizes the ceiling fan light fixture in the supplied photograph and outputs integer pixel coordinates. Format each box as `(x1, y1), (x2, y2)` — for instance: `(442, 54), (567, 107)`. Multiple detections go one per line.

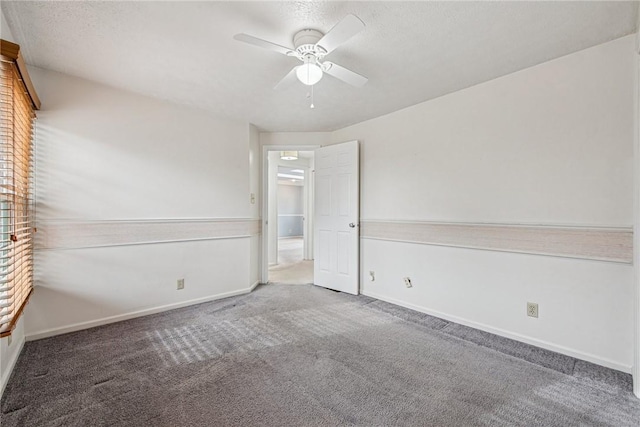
(234, 14), (368, 91)
(296, 63), (323, 86)
(280, 151), (298, 160)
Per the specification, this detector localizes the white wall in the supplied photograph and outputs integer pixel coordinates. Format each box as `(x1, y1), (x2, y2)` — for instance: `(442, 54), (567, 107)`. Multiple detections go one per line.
(249, 124), (261, 287)
(267, 151), (279, 265)
(0, 316), (24, 397)
(27, 67), (256, 338)
(633, 7), (640, 397)
(1, 5), (14, 41)
(335, 36), (633, 226)
(34, 68), (249, 220)
(278, 184), (304, 237)
(332, 35), (636, 371)
(0, 9), (23, 397)
(249, 124), (261, 219)
(260, 132), (331, 148)
(278, 184), (303, 216)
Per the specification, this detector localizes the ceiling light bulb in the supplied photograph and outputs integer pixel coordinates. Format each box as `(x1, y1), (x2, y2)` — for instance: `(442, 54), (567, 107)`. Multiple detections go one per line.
(296, 63), (323, 86)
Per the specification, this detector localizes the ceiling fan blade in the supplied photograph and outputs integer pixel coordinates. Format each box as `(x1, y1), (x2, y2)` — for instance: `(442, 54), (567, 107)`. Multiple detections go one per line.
(315, 14), (365, 54)
(274, 66), (300, 90)
(233, 33), (294, 56)
(323, 62), (368, 87)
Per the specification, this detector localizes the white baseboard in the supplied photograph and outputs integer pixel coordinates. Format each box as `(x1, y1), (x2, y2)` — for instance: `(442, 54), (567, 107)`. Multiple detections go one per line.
(363, 290), (632, 374)
(27, 286), (260, 341)
(249, 280), (261, 291)
(1, 334), (26, 399)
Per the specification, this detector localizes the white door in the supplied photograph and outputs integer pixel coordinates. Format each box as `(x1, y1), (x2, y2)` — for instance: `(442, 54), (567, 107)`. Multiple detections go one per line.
(314, 141), (359, 295)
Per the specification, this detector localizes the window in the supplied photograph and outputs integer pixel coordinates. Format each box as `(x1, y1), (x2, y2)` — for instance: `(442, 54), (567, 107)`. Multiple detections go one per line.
(0, 40), (39, 337)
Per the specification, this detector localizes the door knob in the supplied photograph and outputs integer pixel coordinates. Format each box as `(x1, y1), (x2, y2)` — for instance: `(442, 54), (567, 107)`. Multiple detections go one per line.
(349, 223), (357, 228)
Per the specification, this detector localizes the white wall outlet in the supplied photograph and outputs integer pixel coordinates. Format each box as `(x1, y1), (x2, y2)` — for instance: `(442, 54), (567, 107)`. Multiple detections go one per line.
(369, 271), (375, 281)
(177, 279), (185, 290)
(250, 193), (256, 204)
(527, 302), (538, 318)
(404, 277), (412, 288)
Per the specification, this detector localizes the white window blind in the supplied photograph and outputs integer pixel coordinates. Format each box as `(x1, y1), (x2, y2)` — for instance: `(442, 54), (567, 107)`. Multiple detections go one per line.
(0, 51), (36, 337)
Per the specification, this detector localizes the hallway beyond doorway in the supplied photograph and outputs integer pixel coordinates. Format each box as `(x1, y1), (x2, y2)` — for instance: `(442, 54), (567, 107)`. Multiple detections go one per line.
(268, 237), (313, 284)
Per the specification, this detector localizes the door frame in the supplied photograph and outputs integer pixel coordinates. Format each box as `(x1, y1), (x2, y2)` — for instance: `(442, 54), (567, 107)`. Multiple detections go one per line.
(632, 37), (639, 398)
(302, 163), (314, 260)
(261, 144), (320, 283)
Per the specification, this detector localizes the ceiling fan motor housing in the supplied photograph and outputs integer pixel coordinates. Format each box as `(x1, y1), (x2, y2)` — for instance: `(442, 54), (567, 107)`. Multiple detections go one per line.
(293, 29), (326, 57)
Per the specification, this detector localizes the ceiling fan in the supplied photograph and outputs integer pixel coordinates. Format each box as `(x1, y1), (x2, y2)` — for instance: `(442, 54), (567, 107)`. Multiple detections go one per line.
(233, 14), (368, 90)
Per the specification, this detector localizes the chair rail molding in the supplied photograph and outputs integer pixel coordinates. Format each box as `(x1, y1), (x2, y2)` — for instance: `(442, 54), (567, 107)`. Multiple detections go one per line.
(360, 220), (633, 264)
(36, 218), (262, 250)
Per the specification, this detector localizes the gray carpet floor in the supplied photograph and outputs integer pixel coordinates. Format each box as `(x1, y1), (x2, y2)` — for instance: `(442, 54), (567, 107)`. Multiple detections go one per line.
(2, 284), (639, 426)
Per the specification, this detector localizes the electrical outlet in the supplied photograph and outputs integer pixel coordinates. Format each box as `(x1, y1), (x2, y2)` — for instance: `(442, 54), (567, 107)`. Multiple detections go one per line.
(369, 271), (375, 281)
(404, 277), (412, 288)
(527, 302), (538, 318)
(250, 193), (256, 204)
(177, 279), (185, 290)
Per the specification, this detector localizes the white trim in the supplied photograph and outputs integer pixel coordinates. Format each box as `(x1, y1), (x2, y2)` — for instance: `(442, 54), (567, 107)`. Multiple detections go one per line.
(633, 26), (640, 398)
(249, 280), (261, 292)
(0, 334), (25, 399)
(37, 235), (252, 251)
(363, 290), (632, 374)
(38, 217), (256, 224)
(303, 162), (314, 261)
(361, 218), (633, 230)
(26, 286), (259, 341)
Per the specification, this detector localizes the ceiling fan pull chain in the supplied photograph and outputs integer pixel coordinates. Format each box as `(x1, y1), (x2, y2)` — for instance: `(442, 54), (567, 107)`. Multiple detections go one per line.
(310, 84), (315, 109)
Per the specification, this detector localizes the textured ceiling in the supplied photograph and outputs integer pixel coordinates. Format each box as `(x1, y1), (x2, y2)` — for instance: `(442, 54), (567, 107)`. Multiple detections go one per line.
(2, 1), (638, 132)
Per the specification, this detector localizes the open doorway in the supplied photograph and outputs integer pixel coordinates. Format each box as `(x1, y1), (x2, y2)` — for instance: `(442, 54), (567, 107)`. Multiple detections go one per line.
(264, 149), (315, 284)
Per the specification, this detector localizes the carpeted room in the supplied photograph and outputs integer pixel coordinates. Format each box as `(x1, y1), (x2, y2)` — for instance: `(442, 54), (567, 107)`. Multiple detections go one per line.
(4, 284), (640, 425)
(1, 1), (640, 425)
